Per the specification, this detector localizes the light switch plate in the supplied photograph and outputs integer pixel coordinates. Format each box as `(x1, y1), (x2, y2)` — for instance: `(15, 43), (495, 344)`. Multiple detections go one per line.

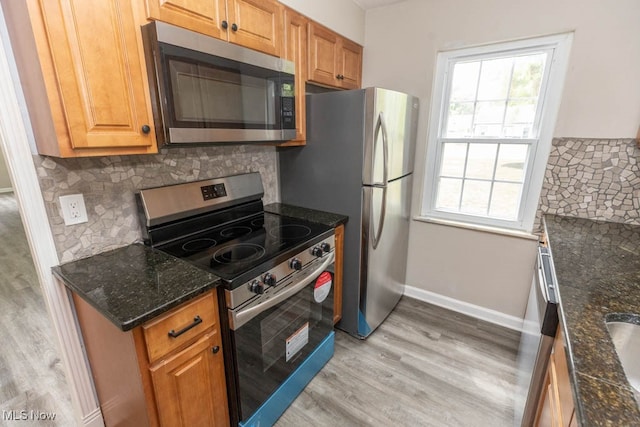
(59, 194), (88, 226)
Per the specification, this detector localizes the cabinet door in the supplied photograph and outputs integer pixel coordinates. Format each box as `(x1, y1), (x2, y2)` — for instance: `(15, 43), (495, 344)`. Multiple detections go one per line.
(151, 331), (229, 427)
(145, 0), (228, 40)
(333, 224), (345, 324)
(227, 0), (282, 56)
(308, 22), (340, 87)
(30, 0), (156, 155)
(281, 7), (308, 145)
(338, 38), (363, 90)
(554, 329), (576, 427)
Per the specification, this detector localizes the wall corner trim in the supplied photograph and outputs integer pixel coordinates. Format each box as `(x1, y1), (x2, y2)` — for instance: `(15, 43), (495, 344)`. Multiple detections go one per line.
(404, 285), (524, 331)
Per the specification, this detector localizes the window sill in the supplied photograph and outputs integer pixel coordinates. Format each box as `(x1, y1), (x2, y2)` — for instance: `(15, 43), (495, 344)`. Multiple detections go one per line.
(413, 216), (540, 241)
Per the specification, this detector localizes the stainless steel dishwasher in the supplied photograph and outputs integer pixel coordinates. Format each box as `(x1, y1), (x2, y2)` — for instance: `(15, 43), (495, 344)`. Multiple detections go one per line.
(514, 245), (560, 427)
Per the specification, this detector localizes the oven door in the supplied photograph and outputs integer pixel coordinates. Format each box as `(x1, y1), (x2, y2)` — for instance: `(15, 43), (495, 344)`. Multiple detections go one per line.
(230, 254), (335, 423)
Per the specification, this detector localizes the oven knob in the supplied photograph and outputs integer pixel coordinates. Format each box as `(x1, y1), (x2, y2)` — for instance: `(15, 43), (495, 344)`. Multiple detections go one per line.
(311, 246), (323, 257)
(289, 258), (302, 271)
(320, 242), (331, 253)
(263, 273), (276, 286)
(248, 280), (264, 294)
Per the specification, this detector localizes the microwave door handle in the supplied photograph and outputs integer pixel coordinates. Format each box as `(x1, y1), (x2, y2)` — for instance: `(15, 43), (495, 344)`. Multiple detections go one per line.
(229, 252), (335, 330)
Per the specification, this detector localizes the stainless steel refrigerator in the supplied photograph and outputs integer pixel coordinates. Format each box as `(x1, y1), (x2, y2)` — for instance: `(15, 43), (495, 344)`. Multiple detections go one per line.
(279, 87), (419, 338)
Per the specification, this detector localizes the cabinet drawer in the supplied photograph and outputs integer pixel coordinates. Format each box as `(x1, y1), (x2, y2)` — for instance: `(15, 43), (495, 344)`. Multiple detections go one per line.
(143, 292), (218, 364)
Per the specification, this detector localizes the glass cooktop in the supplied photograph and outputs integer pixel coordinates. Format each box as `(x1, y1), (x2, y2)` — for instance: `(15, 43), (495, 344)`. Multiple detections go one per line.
(157, 212), (332, 284)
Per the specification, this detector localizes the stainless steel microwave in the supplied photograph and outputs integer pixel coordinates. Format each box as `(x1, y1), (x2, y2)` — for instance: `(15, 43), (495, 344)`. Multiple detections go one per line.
(141, 21), (296, 145)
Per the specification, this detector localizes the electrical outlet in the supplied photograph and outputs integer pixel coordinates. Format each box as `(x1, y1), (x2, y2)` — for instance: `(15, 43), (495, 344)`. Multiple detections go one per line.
(60, 194), (88, 226)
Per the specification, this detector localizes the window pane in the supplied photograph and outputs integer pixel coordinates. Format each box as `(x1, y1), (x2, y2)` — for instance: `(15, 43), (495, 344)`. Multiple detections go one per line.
(460, 180), (491, 215)
(475, 101), (506, 125)
(505, 99), (536, 125)
(450, 61), (480, 101)
(465, 143), (497, 179)
(473, 124), (502, 138)
(477, 58), (512, 100)
(440, 143), (467, 177)
(489, 182), (523, 219)
(503, 124), (532, 138)
(446, 102), (474, 137)
(509, 54), (546, 99)
(435, 178), (462, 210)
(495, 144), (528, 181)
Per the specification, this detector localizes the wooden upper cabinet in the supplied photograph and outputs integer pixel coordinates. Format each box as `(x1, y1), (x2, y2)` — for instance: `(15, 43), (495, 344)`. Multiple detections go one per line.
(227, 0), (282, 57)
(339, 38), (363, 90)
(145, 0), (227, 40)
(146, 0), (282, 57)
(280, 7), (308, 145)
(308, 21), (362, 90)
(8, 0), (157, 157)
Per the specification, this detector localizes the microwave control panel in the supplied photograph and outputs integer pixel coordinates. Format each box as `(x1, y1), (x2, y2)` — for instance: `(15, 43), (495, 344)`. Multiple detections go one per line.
(281, 96), (295, 129)
(201, 183), (227, 201)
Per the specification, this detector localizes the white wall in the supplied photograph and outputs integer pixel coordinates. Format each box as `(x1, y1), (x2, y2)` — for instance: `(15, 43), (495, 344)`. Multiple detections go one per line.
(362, 0), (640, 318)
(279, 0), (365, 44)
(0, 150), (11, 190)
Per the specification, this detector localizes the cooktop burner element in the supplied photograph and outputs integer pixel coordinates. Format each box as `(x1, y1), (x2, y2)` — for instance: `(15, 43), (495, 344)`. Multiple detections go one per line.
(181, 238), (217, 252)
(269, 224), (312, 240)
(212, 243), (266, 264)
(220, 226), (253, 239)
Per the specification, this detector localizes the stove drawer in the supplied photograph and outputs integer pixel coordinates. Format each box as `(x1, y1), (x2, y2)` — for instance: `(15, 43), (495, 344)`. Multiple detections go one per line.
(143, 292), (218, 363)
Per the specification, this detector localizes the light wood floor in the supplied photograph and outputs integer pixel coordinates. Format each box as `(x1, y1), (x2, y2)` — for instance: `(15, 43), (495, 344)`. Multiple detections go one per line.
(276, 297), (521, 427)
(0, 193), (75, 426)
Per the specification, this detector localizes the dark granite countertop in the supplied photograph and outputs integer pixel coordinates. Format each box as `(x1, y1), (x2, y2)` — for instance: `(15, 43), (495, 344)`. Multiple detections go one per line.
(53, 243), (220, 331)
(544, 214), (640, 426)
(264, 203), (348, 228)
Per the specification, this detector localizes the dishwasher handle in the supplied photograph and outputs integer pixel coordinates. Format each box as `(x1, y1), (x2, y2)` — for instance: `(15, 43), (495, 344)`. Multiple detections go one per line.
(537, 247), (559, 305)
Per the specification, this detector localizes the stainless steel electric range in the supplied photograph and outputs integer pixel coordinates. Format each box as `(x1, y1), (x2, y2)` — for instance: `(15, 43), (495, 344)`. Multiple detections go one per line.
(136, 172), (336, 426)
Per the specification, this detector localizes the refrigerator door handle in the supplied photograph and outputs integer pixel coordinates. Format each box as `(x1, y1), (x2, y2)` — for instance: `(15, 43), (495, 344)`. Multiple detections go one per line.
(373, 112), (389, 186)
(371, 185), (387, 250)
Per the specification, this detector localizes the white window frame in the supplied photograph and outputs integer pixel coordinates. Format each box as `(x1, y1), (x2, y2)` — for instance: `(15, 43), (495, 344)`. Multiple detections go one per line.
(421, 33), (573, 232)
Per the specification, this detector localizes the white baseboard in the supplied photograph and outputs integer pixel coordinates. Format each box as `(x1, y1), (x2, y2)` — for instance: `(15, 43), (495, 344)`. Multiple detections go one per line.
(81, 408), (104, 427)
(404, 285), (523, 331)
(0, 187), (13, 193)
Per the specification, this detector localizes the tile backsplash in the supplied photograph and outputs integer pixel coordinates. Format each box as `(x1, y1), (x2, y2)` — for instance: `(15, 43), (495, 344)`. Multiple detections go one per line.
(35, 145), (278, 263)
(537, 137), (640, 229)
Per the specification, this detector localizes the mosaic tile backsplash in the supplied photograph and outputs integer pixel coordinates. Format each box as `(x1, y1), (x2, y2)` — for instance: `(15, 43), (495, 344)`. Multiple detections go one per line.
(35, 145), (278, 263)
(537, 138), (640, 229)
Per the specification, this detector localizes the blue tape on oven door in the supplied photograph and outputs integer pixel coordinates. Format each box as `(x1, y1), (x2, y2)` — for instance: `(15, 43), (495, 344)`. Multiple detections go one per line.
(314, 271), (332, 303)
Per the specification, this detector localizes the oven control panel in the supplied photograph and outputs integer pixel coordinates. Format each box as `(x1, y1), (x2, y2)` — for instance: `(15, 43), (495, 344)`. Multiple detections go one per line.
(201, 183), (227, 201)
(225, 234), (335, 311)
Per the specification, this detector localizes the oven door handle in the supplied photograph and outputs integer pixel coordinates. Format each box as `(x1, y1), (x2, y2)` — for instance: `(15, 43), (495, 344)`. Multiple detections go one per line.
(230, 252), (335, 330)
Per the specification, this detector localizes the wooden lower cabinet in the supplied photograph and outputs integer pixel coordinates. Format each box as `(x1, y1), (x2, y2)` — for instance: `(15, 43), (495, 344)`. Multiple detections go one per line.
(333, 224), (344, 324)
(151, 331), (229, 427)
(535, 328), (577, 427)
(71, 290), (229, 427)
